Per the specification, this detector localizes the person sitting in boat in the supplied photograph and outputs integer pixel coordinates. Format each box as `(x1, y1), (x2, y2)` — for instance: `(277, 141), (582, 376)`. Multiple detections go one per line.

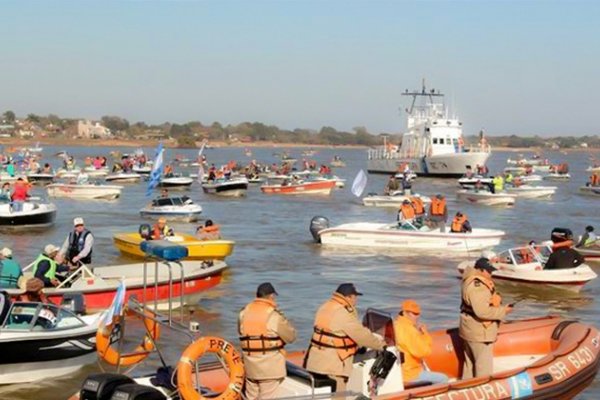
(394, 299), (448, 385)
(427, 194), (448, 232)
(588, 173), (600, 187)
(11, 177), (30, 212)
(410, 196), (426, 227)
(60, 217), (94, 266)
(504, 172), (514, 186)
(476, 164), (489, 177)
(576, 226), (597, 248)
(545, 245), (584, 270)
(152, 217), (174, 240)
(491, 175), (504, 193)
(75, 172), (89, 185)
(42, 163), (52, 174)
(384, 175), (399, 195)
(207, 164), (217, 181)
(451, 212), (472, 233)
(402, 173), (412, 195)
(160, 188), (169, 198)
(32, 244), (71, 288)
(196, 219), (221, 241)
(398, 199), (416, 227)
(465, 166), (474, 179)
(0, 247), (23, 289)
(0, 182), (11, 202)
(164, 164), (174, 178)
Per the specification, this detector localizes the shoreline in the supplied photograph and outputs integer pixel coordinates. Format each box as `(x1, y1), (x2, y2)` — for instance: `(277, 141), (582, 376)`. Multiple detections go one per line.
(0, 137), (598, 153)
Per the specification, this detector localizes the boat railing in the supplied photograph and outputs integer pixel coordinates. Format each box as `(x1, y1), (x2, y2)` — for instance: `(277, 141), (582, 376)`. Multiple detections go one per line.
(55, 263), (96, 289)
(142, 257), (186, 326)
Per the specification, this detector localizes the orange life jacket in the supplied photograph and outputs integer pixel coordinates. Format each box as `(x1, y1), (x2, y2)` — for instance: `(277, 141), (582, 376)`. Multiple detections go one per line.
(451, 215), (467, 233)
(591, 174), (599, 186)
(410, 197), (425, 215)
(239, 298), (285, 354)
(461, 271), (502, 327)
(311, 293), (358, 361)
(430, 197), (446, 216)
(400, 203), (416, 220)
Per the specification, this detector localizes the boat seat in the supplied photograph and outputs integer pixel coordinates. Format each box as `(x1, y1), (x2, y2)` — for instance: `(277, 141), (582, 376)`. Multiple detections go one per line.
(286, 362), (337, 391)
(140, 240), (189, 261)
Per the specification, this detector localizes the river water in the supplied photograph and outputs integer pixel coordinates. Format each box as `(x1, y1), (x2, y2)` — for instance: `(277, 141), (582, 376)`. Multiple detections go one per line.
(0, 145), (598, 399)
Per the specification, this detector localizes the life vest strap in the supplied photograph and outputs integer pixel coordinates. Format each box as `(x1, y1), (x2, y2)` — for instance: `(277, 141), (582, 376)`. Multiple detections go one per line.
(239, 334), (285, 353)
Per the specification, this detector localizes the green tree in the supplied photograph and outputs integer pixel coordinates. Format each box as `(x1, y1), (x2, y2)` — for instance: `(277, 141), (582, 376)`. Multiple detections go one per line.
(2, 110), (15, 123)
(26, 113), (40, 123)
(101, 115), (130, 132)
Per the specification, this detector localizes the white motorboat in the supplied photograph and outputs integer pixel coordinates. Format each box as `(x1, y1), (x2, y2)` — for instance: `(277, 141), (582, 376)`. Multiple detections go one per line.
(105, 172), (142, 183)
(507, 157), (543, 166)
(577, 244), (600, 263)
(543, 173), (570, 181)
(533, 165), (551, 173)
(159, 176), (194, 188)
(310, 217), (504, 252)
(456, 189), (517, 206)
(82, 166), (109, 177)
(26, 172), (54, 184)
(586, 166), (600, 173)
(519, 174), (543, 183)
(362, 191), (431, 208)
(457, 175), (491, 188)
(132, 165), (152, 174)
(457, 245), (597, 292)
(504, 166), (526, 174)
(0, 296), (103, 384)
(579, 186), (600, 197)
(505, 185), (557, 199)
(0, 201), (57, 228)
(140, 196), (203, 222)
(46, 183), (123, 200)
(367, 82), (491, 177)
(202, 177), (248, 197)
(55, 168), (81, 177)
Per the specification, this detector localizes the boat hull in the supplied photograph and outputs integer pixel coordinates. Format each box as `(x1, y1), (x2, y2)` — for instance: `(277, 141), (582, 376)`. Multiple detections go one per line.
(47, 184), (122, 200)
(579, 186), (600, 197)
(261, 180), (335, 195)
(368, 152), (490, 177)
(113, 233), (235, 260)
(505, 186), (556, 199)
(456, 190), (517, 206)
(0, 203), (57, 228)
(140, 209), (203, 222)
(202, 181), (248, 197)
(362, 193), (431, 208)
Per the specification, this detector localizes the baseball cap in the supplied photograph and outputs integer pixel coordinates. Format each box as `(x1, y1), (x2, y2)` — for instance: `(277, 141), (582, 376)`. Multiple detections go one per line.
(256, 282), (278, 297)
(402, 299), (421, 315)
(0, 247), (12, 258)
(73, 217), (85, 226)
(474, 257), (497, 273)
(44, 244), (60, 255)
(336, 283), (363, 296)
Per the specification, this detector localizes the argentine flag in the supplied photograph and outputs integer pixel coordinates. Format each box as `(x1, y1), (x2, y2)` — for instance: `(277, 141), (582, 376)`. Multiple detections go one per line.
(102, 280), (126, 326)
(146, 142), (164, 196)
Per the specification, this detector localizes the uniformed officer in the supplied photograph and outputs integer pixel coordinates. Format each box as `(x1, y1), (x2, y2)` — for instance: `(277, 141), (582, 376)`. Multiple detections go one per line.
(459, 258), (513, 378)
(304, 283), (386, 392)
(238, 282), (297, 400)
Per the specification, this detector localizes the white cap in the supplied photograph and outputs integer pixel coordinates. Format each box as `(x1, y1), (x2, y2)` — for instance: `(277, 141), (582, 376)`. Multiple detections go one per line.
(73, 217), (85, 226)
(481, 250), (496, 260)
(0, 247), (12, 258)
(44, 244), (60, 255)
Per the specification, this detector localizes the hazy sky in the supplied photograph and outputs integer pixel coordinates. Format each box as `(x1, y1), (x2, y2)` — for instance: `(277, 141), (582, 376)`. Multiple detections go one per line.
(1, 0), (599, 136)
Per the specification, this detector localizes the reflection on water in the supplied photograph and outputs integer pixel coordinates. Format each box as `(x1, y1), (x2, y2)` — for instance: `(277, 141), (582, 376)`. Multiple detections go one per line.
(0, 145), (599, 398)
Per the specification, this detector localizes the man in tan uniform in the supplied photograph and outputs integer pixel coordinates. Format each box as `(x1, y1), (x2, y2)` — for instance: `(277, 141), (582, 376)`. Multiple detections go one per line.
(239, 282), (297, 400)
(459, 257), (513, 378)
(304, 283), (386, 392)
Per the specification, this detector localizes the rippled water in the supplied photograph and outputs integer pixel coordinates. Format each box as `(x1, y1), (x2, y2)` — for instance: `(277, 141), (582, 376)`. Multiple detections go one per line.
(0, 145), (598, 399)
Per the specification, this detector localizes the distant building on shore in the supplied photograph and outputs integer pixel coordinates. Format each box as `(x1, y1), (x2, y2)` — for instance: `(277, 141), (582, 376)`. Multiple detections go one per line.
(77, 120), (112, 138)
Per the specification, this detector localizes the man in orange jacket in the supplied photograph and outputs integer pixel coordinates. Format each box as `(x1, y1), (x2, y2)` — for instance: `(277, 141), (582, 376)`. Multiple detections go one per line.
(394, 300), (448, 384)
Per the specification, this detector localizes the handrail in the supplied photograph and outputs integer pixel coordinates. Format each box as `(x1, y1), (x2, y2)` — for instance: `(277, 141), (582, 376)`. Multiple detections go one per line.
(55, 262), (95, 289)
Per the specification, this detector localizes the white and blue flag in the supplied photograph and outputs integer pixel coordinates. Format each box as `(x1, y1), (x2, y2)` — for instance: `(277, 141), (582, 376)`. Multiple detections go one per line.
(146, 142), (164, 196)
(102, 280), (126, 326)
(351, 169), (368, 197)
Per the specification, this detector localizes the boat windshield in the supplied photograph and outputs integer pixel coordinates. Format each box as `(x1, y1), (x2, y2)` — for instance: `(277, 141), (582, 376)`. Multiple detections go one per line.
(501, 245), (549, 265)
(2, 302), (86, 331)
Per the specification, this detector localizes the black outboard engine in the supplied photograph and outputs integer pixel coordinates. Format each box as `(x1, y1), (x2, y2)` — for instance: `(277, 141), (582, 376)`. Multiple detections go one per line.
(110, 383), (167, 400)
(80, 373), (133, 400)
(139, 223), (152, 240)
(370, 350), (397, 381)
(310, 216), (329, 243)
(551, 227), (573, 243)
(61, 292), (86, 315)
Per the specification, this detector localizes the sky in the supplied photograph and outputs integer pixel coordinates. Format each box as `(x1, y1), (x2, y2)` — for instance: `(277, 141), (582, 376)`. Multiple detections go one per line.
(1, 0), (599, 136)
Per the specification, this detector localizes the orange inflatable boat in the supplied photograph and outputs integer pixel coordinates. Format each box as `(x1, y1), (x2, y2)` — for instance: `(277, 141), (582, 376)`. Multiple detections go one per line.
(71, 313), (600, 400)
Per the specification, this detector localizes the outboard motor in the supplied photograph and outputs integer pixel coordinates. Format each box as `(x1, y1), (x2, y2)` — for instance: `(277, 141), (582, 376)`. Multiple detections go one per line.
(139, 223), (152, 240)
(110, 383), (167, 400)
(551, 227), (573, 243)
(61, 292), (86, 315)
(80, 373), (133, 400)
(310, 216), (329, 243)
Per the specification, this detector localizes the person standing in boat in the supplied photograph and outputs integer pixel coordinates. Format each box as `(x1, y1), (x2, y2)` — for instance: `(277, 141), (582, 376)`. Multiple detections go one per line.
(238, 282), (297, 400)
(394, 299), (448, 385)
(460, 257), (512, 378)
(427, 194), (448, 232)
(32, 244), (71, 287)
(59, 217), (94, 266)
(11, 177), (30, 212)
(304, 283), (386, 392)
(383, 175), (399, 195)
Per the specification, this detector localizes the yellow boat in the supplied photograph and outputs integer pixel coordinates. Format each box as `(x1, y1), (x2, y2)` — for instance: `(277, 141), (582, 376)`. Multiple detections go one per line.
(113, 233), (235, 260)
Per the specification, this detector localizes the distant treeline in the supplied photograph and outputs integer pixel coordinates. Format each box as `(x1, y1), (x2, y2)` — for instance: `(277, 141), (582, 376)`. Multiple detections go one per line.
(2, 111), (599, 148)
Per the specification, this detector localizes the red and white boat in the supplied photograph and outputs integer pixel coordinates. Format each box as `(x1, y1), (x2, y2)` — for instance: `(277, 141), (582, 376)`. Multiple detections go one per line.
(9, 260), (227, 311)
(261, 179), (336, 195)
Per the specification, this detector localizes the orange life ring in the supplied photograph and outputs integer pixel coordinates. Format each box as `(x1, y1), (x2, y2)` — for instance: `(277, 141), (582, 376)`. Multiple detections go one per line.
(96, 311), (160, 366)
(177, 336), (245, 400)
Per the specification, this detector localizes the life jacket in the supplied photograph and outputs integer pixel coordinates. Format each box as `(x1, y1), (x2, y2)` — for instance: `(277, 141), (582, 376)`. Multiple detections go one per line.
(32, 254), (58, 281)
(311, 293), (358, 361)
(451, 215), (467, 233)
(239, 298), (285, 354)
(400, 203), (416, 220)
(460, 271), (502, 327)
(552, 240), (573, 252)
(591, 174), (599, 186)
(410, 197), (425, 215)
(152, 224), (171, 240)
(430, 197), (446, 216)
(68, 229), (92, 264)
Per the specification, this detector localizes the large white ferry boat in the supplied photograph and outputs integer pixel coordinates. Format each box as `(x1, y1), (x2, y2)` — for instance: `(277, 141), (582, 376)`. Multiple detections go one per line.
(367, 83), (491, 177)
